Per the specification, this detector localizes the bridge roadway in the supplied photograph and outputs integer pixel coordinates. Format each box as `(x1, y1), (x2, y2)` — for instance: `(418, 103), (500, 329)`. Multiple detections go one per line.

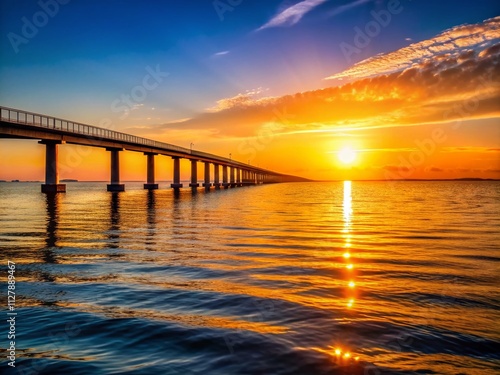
(0, 106), (307, 193)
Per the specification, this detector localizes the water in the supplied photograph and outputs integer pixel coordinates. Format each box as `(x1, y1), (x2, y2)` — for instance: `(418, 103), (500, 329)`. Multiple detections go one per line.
(0, 181), (499, 375)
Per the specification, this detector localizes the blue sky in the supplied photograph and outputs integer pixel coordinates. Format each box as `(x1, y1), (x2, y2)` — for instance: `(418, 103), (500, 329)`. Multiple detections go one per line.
(0, 0), (499, 180)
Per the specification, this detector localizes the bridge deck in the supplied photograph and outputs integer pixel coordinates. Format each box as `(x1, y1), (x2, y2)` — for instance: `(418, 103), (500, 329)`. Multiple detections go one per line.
(0, 106), (270, 173)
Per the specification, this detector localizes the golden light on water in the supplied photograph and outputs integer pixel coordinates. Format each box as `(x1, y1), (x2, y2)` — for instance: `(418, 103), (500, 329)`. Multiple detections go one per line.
(343, 181), (357, 302)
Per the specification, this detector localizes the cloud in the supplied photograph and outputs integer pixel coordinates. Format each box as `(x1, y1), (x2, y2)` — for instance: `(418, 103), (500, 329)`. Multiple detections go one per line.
(327, 16), (500, 81)
(138, 17), (500, 141)
(441, 147), (500, 153)
(327, 0), (372, 18)
(206, 87), (273, 112)
(213, 51), (230, 57)
(256, 0), (327, 31)
(383, 165), (410, 173)
(425, 166), (445, 173)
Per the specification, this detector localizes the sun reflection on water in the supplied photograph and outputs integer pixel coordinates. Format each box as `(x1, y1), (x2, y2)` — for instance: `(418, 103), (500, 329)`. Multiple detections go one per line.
(342, 180), (356, 310)
(332, 181), (361, 365)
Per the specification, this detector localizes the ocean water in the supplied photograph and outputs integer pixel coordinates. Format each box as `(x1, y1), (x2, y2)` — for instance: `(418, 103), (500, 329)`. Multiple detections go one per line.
(0, 181), (498, 375)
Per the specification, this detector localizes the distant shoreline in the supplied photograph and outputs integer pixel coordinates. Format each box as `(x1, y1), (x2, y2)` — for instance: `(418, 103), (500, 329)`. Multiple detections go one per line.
(313, 178), (500, 182)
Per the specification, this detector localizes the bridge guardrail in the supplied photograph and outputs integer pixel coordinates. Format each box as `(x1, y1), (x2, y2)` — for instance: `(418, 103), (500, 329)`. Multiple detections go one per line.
(0, 106), (191, 154)
(1, 105), (272, 173)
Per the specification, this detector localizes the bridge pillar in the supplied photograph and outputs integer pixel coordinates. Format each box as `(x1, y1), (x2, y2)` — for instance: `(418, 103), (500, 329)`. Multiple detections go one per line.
(189, 159), (199, 189)
(213, 163), (221, 189)
(236, 168), (242, 187)
(107, 148), (125, 192)
(230, 167), (236, 188)
(170, 157), (183, 189)
(40, 140), (66, 193)
(222, 165), (229, 189)
(202, 162), (211, 190)
(144, 153), (158, 190)
(245, 170), (253, 186)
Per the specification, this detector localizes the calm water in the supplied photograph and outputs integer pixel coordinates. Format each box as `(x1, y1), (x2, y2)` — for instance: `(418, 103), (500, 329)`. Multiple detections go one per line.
(0, 181), (499, 375)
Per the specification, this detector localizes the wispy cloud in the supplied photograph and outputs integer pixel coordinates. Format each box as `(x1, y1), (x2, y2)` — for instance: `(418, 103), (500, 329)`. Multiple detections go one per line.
(326, 16), (500, 81)
(327, 0), (371, 18)
(257, 0), (327, 31)
(213, 50), (230, 57)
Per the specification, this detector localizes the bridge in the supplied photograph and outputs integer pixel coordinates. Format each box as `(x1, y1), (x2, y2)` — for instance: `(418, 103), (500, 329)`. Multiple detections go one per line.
(0, 106), (308, 193)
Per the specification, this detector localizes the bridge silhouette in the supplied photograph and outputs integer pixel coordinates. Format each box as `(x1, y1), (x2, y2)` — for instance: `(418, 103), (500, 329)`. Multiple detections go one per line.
(0, 106), (308, 193)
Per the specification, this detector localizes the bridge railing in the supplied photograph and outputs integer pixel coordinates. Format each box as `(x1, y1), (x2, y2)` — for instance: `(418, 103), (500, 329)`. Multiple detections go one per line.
(0, 106), (191, 154)
(1, 105), (274, 173)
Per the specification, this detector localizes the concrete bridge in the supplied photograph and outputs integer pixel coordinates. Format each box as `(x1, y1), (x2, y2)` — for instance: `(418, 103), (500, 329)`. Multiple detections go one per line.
(0, 106), (308, 193)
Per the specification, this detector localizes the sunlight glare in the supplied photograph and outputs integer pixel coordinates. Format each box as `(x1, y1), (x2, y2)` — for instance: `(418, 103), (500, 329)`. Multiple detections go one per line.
(338, 147), (357, 164)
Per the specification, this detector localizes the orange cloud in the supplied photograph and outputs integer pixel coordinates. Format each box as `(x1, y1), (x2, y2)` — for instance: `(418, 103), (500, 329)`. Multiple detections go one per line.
(131, 18), (500, 141)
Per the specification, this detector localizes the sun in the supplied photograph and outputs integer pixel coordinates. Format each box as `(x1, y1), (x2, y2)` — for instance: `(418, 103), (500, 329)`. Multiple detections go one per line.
(338, 147), (357, 165)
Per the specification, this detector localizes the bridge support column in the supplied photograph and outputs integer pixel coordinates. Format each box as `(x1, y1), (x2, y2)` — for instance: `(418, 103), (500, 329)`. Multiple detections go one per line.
(236, 168), (242, 187)
(244, 170), (252, 186)
(106, 148), (125, 192)
(202, 162), (211, 190)
(230, 167), (236, 188)
(222, 165), (229, 189)
(189, 159), (199, 189)
(213, 164), (221, 189)
(40, 140), (66, 193)
(144, 153), (158, 190)
(170, 157), (183, 189)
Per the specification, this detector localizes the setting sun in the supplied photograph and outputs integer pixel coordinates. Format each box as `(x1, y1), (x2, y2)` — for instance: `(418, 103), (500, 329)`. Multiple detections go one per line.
(338, 147), (357, 165)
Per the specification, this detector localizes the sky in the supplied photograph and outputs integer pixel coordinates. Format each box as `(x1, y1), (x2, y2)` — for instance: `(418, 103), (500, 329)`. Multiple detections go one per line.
(0, 0), (499, 181)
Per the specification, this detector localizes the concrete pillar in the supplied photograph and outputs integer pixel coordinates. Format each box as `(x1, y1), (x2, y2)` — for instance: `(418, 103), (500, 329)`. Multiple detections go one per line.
(222, 165), (229, 189)
(236, 169), (242, 186)
(203, 161), (211, 189)
(230, 167), (236, 187)
(144, 153), (159, 190)
(189, 159), (199, 188)
(40, 140), (66, 193)
(170, 157), (183, 189)
(107, 148), (125, 192)
(213, 164), (221, 189)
